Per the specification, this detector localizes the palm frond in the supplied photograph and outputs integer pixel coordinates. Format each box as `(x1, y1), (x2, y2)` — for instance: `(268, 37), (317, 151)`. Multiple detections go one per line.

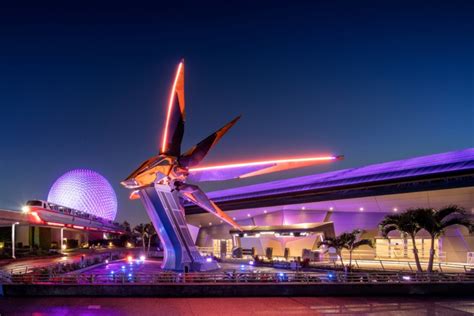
(352, 239), (373, 249)
(440, 217), (473, 234)
(435, 205), (466, 222)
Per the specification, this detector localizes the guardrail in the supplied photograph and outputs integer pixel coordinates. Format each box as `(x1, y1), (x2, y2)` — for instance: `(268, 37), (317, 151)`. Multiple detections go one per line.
(3, 271), (474, 285)
(3, 250), (129, 275)
(311, 258), (474, 272)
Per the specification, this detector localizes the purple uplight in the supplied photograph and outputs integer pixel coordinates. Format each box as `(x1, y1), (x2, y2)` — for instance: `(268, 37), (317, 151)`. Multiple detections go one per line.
(47, 169), (118, 220)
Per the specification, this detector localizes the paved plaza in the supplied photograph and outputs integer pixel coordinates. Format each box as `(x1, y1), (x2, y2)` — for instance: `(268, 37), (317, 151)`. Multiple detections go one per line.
(1, 296), (473, 315)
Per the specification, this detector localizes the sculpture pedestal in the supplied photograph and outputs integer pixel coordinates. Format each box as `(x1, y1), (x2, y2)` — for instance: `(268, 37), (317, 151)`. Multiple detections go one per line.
(139, 185), (219, 272)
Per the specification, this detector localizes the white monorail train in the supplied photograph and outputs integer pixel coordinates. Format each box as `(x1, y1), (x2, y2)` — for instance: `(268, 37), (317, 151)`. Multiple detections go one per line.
(23, 200), (123, 234)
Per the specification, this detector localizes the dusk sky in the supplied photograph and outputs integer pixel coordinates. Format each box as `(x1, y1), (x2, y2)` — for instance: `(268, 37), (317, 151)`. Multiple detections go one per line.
(0, 1), (472, 225)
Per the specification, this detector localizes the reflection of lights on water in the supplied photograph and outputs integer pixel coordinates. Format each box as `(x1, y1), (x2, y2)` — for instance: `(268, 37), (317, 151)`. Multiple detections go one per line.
(121, 265), (125, 269)
(240, 265), (245, 270)
(128, 273), (132, 277)
(105, 259), (109, 264)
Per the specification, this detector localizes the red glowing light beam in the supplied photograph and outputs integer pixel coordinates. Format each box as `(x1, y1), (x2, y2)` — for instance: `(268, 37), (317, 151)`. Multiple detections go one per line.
(30, 211), (43, 224)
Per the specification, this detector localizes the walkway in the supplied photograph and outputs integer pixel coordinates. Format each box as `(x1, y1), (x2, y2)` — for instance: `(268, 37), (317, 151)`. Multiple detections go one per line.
(0, 297), (473, 315)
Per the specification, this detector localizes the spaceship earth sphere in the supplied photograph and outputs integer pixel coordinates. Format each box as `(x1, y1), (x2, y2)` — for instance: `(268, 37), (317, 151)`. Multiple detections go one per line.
(47, 169), (118, 220)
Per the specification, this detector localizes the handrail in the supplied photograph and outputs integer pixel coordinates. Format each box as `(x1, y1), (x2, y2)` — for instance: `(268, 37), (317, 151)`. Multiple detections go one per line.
(4, 271), (474, 285)
(310, 258), (474, 272)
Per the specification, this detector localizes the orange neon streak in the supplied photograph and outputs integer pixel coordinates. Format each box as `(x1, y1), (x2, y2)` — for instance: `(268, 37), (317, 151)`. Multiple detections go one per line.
(161, 61), (184, 153)
(189, 156), (339, 171)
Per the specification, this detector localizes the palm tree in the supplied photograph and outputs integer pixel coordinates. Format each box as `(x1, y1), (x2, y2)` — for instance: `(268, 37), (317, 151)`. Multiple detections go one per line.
(379, 210), (423, 272)
(122, 221), (131, 234)
(318, 235), (348, 268)
(345, 229), (373, 270)
(145, 223), (157, 256)
(133, 224), (147, 252)
(413, 205), (473, 273)
(318, 229), (372, 270)
(119, 221), (133, 247)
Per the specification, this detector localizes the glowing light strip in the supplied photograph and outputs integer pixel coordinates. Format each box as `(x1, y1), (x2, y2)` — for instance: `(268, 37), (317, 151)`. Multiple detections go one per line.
(73, 225), (85, 230)
(47, 222), (64, 227)
(161, 61), (184, 153)
(189, 156), (339, 171)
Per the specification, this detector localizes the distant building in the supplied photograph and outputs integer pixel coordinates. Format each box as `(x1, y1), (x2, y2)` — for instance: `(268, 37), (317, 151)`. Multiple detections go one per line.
(185, 149), (474, 263)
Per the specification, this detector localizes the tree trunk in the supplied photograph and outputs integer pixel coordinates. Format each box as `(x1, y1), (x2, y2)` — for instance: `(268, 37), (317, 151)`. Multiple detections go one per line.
(349, 249), (353, 272)
(411, 235), (423, 272)
(147, 234), (152, 256)
(427, 236), (436, 273)
(142, 234), (146, 252)
(337, 250), (345, 268)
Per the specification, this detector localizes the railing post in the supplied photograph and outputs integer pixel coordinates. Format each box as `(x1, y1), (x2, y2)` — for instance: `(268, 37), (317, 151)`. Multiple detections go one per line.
(438, 263), (443, 273)
(407, 262), (413, 272)
(379, 260), (385, 271)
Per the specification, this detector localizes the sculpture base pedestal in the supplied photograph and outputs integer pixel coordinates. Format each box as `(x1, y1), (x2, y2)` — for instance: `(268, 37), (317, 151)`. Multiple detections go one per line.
(140, 185), (220, 272)
(191, 261), (220, 272)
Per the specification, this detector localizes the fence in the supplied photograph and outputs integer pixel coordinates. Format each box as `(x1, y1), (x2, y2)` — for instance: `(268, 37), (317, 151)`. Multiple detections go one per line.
(3, 251), (128, 275)
(310, 258), (474, 272)
(3, 270), (474, 285)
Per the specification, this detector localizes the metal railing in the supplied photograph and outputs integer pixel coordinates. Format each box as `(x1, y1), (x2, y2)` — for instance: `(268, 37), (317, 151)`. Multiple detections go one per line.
(3, 251), (128, 275)
(310, 258), (474, 272)
(3, 270), (474, 285)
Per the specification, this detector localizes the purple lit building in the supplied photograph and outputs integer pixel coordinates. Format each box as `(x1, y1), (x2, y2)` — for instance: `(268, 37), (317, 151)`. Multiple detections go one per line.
(185, 149), (474, 263)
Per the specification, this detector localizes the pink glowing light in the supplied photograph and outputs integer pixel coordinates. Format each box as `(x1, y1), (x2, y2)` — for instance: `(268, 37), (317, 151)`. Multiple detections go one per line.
(189, 156), (340, 172)
(161, 61), (184, 154)
(47, 222), (64, 227)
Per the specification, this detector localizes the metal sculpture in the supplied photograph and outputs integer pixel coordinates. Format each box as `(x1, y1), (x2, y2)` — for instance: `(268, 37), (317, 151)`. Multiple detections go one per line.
(121, 60), (342, 271)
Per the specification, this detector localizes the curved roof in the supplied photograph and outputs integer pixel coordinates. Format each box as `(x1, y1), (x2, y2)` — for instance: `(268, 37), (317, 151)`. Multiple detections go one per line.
(205, 148), (474, 204)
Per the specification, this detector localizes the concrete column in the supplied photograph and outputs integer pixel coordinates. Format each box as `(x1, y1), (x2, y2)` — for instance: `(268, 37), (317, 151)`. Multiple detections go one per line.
(11, 222), (19, 259)
(232, 234), (241, 248)
(60, 228), (64, 254)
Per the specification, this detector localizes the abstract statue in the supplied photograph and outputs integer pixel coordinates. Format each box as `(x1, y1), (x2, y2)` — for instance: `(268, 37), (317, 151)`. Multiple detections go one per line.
(121, 60), (342, 271)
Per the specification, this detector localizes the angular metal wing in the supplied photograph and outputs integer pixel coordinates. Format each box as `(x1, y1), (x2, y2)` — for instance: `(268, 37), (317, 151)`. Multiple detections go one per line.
(179, 115), (241, 168)
(178, 183), (242, 230)
(160, 60), (186, 157)
(187, 156), (343, 182)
